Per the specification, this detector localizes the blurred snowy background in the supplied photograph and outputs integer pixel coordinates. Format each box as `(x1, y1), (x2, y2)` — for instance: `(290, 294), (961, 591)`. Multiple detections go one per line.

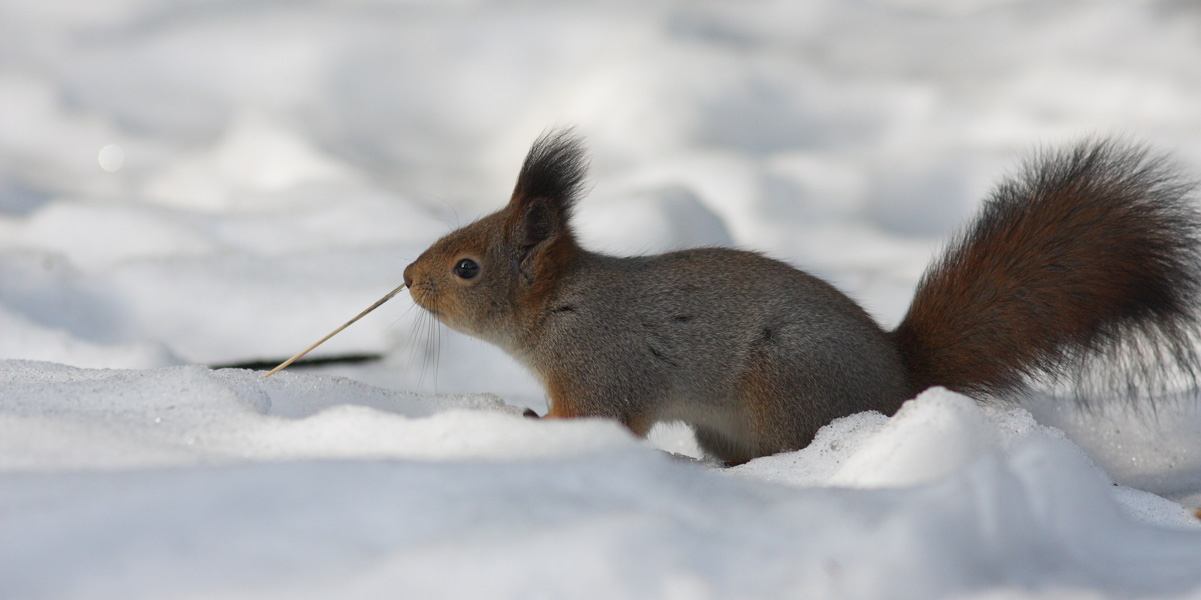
(3, 0), (1201, 598)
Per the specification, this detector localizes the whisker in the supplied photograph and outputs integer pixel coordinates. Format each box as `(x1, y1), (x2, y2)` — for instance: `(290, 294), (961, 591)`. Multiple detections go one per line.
(417, 296), (437, 391)
(407, 309), (428, 387)
(393, 307), (421, 381)
(386, 301), (420, 331)
(434, 314), (442, 395)
(430, 195), (462, 230)
(428, 297), (440, 390)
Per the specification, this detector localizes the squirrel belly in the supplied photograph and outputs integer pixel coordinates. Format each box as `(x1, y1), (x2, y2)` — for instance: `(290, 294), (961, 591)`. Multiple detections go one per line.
(403, 131), (1201, 465)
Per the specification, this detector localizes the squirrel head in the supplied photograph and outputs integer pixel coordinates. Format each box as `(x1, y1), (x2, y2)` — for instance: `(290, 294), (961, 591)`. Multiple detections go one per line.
(403, 130), (588, 346)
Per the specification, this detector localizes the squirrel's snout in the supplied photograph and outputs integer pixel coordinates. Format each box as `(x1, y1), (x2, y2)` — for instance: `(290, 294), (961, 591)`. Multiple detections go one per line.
(403, 264), (414, 289)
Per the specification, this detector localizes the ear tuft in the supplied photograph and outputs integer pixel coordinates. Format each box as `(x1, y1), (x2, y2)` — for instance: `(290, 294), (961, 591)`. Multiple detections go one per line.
(512, 129), (589, 213)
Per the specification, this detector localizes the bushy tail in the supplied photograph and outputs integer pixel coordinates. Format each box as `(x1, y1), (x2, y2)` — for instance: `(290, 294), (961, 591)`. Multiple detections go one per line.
(892, 140), (1201, 404)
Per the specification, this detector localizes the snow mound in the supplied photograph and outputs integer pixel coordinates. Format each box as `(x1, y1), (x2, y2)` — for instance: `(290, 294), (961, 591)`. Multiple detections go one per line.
(2, 365), (1200, 599)
(0, 361), (634, 470)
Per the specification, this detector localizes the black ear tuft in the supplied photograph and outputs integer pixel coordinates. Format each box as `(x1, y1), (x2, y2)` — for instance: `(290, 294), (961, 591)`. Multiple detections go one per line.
(512, 129), (589, 213)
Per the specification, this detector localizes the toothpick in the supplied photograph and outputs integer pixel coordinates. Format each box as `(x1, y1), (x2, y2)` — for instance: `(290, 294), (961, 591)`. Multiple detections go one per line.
(262, 283), (407, 378)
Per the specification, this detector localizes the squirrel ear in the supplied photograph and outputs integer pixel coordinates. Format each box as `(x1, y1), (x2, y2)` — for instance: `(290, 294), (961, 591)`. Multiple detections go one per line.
(513, 197), (560, 249)
(506, 129), (588, 248)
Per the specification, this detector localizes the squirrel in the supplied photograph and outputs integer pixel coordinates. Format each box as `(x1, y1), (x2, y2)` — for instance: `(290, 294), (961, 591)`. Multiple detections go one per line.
(402, 130), (1201, 465)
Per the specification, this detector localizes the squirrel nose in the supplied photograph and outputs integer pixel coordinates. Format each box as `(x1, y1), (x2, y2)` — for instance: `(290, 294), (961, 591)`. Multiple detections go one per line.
(403, 264), (414, 288)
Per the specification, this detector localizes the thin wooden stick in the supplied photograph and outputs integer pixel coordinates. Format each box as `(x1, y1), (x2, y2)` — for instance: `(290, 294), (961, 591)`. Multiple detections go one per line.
(262, 283), (407, 378)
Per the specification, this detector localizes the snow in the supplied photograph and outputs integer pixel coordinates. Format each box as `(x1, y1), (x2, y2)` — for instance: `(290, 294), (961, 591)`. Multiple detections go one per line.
(4, 372), (1200, 598)
(2, 0), (1201, 598)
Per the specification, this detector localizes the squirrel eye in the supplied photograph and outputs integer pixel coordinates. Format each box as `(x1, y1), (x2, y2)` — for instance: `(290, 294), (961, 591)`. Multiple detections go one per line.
(453, 258), (480, 280)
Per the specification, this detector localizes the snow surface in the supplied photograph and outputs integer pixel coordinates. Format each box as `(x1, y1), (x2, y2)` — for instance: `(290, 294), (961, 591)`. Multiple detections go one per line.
(3, 0), (1201, 598)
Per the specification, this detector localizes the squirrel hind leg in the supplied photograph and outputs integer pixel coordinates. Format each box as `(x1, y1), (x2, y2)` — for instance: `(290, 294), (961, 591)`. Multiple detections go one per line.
(693, 427), (756, 467)
(689, 352), (825, 465)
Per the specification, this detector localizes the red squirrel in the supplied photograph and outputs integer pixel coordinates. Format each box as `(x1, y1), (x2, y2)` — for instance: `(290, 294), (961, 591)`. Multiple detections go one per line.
(403, 131), (1201, 465)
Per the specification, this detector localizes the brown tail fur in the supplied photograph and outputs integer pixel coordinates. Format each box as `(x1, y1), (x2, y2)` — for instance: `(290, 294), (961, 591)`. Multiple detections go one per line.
(893, 140), (1201, 404)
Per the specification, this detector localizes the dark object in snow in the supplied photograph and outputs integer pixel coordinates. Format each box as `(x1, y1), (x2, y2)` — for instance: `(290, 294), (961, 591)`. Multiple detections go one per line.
(216, 353), (383, 372)
(403, 131), (1201, 465)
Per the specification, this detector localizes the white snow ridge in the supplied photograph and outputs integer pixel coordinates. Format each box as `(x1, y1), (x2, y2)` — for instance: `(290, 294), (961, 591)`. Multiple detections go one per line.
(2, 1), (1201, 598)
